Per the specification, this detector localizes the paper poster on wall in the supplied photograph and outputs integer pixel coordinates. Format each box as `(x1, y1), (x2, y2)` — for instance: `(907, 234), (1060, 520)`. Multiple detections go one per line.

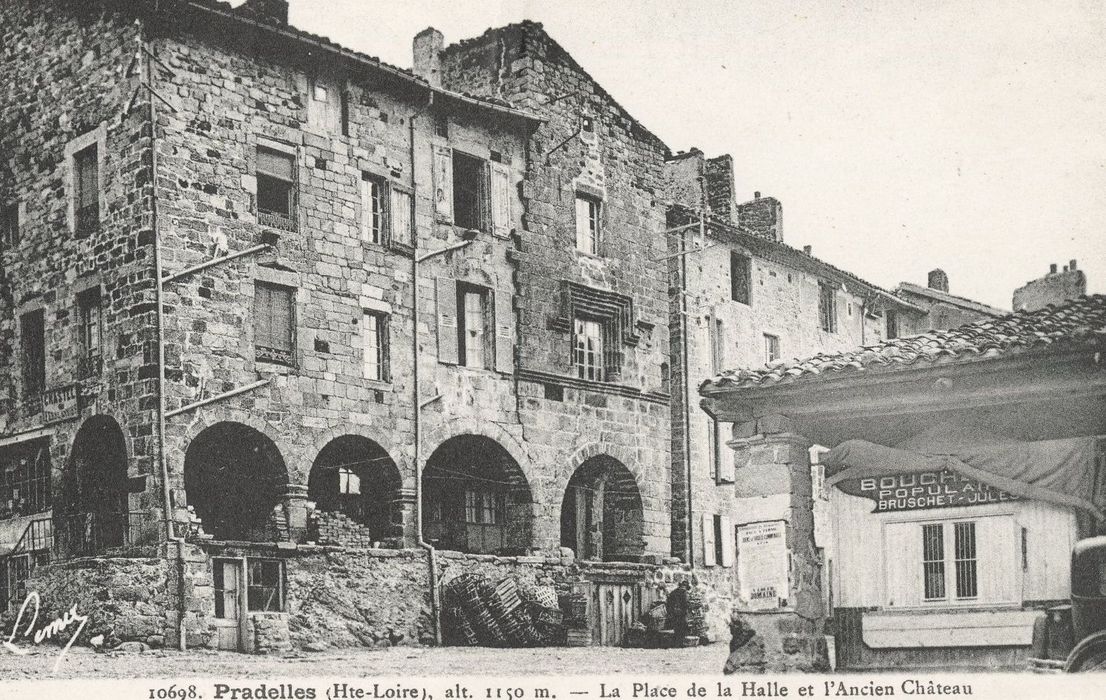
(737, 520), (789, 610)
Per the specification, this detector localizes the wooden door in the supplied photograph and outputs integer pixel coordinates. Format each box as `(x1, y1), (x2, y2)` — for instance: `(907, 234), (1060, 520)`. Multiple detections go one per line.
(212, 559), (244, 651)
(592, 581), (638, 646)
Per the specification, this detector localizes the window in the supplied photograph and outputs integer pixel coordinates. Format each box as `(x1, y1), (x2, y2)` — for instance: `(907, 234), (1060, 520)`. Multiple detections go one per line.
(954, 521), (978, 599)
(360, 175), (385, 244)
(338, 467), (360, 495)
(247, 559), (284, 613)
(575, 195), (601, 255)
(818, 281), (837, 333)
(458, 285), (490, 369)
(256, 147), (296, 231)
(363, 310), (388, 381)
(312, 82), (328, 102)
(707, 417), (718, 480)
(254, 282), (295, 365)
(708, 316), (724, 375)
(574, 317), (605, 381)
(921, 522), (978, 601)
(389, 188), (413, 247)
(1, 203), (18, 248)
(714, 514), (725, 567)
(434, 114), (449, 139)
(886, 310), (899, 339)
(764, 333), (780, 364)
(340, 91), (350, 137)
(464, 490), (503, 525)
(213, 559), (239, 620)
(20, 310), (45, 398)
(0, 556), (30, 614)
(74, 144), (99, 236)
(0, 439), (51, 519)
(77, 288), (103, 377)
(731, 252), (751, 305)
(452, 151), (486, 231)
(922, 523), (946, 600)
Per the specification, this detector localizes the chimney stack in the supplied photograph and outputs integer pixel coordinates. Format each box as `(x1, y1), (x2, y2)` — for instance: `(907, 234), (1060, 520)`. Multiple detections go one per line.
(928, 269), (949, 293)
(736, 192), (784, 242)
(413, 27), (444, 88)
(802, 245), (812, 255)
(1013, 258), (1088, 311)
(1070, 259), (1077, 271)
(1050, 263), (1058, 274)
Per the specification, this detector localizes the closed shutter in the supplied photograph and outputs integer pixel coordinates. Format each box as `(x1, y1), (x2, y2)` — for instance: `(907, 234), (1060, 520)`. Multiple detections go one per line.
(433, 145), (453, 222)
(254, 284), (274, 348)
(436, 277), (458, 364)
(272, 288), (292, 351)
(718, 422), (736, 483)
(493, 289), (514, 374)
(883, 522), (922, 607)
(701, 514), (717, 567)
(975, 516), (1019, 604)
(390, 188), (412, 246)
(720, 515), (735, 567)
(489, 162), (512, 237)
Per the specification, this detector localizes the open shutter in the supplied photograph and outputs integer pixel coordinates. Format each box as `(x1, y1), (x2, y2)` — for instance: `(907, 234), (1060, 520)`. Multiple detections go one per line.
(883, 522), (922, 607)
(718, 422), (736, 483)
(701, 514), (717, 567)
(493, 289), (514, 374)
(436, 277), (458, 365)
(433, 145), (453, 222)
(489, 162), (512, 237)
(720, 516), (735, 567)
(390, 188), (413, 246)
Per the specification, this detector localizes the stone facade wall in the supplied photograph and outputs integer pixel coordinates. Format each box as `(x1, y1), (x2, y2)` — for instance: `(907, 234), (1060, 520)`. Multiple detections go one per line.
(736, 194), (783, 243)
(441, 22), (673, 559)
(0, 0), (164, 545)
(1013, 266), (1086, 312)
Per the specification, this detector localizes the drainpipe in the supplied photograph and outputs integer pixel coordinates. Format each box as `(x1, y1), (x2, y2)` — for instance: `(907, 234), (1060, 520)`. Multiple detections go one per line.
(140, 20), (189, 652)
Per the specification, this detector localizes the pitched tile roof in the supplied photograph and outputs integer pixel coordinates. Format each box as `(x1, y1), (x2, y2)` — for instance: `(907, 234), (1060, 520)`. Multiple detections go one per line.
(701, 294), (1106, 393)
(895, 282), (1007, 317)
(176, 0), (541, 124)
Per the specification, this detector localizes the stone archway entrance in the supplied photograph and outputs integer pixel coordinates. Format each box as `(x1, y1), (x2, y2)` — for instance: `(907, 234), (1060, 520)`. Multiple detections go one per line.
(183, 422), (288, 542)
(560, 455), (644, 562)
(61, 415), (129, 554)
(422, 435), (533, 555)
(308, 435), (402, 545)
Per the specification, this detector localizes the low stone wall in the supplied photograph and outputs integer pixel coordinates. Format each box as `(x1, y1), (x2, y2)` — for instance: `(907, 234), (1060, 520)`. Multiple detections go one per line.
(8, 555), (171, 649)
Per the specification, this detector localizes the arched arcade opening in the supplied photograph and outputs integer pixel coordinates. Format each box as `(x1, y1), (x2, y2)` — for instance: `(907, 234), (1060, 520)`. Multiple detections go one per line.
(422, 435), (533, 555)
(560, 455), (645, 562)
(59, 415), (130, 554)
(308, 435), (402, 544)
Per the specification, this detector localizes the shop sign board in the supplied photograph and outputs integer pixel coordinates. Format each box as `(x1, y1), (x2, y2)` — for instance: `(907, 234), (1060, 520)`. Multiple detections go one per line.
(836, 469), (1018, 512)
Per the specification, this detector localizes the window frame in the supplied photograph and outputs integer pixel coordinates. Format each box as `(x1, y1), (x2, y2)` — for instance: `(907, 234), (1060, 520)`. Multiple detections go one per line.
(818, 281), (838, 333)
(575, 194), (602, 256)
(19, 309), (46, 400)
(246, 558), (285, 613)
(886, 309), (900, 339)
(253, 281), (296, 366)
(1, 202), (20, 249)
(573, 315), (606, 382)
(0, 439), (51, 519)
(77, 287), (104, 378)
(451, 150), (488, 232)
(764, 333), (781, 365)
(255, 146), (298, 232)
(73, 143), (100, 238)
(457, 284), (491, 369)
(360, 173), (388, 245)
(730, 251), (752, 305)
(362, 309), (389, 382)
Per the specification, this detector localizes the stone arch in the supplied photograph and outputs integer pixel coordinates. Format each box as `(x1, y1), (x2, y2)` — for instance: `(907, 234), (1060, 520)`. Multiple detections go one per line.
(183, 421), (289, 542)
(560, 452), (645, 563)
(308, 435), (402, 543)
(59, 415), (129, 554)
(422, 434), (533, 555)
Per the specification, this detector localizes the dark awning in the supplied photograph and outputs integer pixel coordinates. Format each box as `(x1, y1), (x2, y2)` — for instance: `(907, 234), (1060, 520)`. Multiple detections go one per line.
(823, 436), (1104, 519)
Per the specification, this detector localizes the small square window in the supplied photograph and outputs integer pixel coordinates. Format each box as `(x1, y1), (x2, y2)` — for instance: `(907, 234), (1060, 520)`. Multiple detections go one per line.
(764, 334), (780, 364)
(312, 83), (328, 102)
(247, 559), (284, 613)
(575, 196), (601, 255)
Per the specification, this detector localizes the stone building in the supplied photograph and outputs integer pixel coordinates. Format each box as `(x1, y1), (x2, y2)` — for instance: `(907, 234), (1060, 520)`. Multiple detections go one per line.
(1013, 260), (1087, 312)
(0, 1), (681, 652)
(663, 148), (921, 576)
(894, 268), (1006, 333)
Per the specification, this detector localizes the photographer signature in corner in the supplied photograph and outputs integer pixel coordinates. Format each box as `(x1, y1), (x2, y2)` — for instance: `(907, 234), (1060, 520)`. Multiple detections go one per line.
(2, 591), (88, 673)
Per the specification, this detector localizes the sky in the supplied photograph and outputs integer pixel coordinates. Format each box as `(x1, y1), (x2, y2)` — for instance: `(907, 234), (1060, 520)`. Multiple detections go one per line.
(268, 0), (1102, 310)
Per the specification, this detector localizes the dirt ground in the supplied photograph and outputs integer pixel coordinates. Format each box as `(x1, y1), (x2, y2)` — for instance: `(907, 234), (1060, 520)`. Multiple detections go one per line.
(0, 643), (732, 679)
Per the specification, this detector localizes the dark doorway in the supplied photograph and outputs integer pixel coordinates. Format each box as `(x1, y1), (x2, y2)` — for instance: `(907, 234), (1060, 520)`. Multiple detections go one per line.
(308, 435), (401, 543)
(560, 455), (644, 562)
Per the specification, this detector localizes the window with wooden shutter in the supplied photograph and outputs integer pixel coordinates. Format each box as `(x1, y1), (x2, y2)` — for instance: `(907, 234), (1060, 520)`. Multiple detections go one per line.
(719, 516), (735, 567)
(257, 147), (297, 232)
(452, 151), (486, 231)
(493, 289), (514, 374)
(433, 145), (453, 222)
(20, 310), (45, 398)
(360, 174), (386, 244)
(390, 188), (413, 247)
(717, 423), (736, 484)
(363, 310), (388, 381)
(701, 513), (717, 566)
(74, 144), (99, 236)
(575, 195), (601, 255)
(435, 277), (459, 365)
(458, 285), (489, 369)
(254, 282), (295, 365)
(489, 162), (512, 238)
(819, 281), (838, 333)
